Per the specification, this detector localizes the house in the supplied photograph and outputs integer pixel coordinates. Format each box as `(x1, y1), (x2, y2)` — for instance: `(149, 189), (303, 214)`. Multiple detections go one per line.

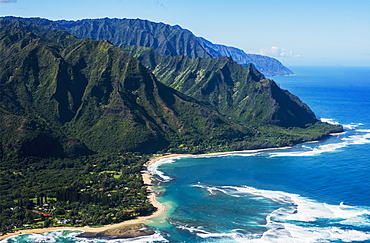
(58, 219), (71, 224)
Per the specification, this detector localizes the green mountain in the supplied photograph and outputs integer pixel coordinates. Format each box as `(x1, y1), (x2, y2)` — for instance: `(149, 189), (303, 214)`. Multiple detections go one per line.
(122, 44), (316, 128)
(0, 20), (250, 157)
(0, 16), (292, 76)
(0, 18), (343, 233)
(0, 18), (343, 157)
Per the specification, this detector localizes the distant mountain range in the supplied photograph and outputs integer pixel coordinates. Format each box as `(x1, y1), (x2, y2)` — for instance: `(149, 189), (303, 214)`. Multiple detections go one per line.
(0, 17), (342, 159)
(0, 16), (293, 76)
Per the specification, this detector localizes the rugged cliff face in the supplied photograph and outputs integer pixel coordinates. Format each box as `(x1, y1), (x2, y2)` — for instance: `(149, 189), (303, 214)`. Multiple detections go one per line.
(0, 19), (342, 159)
(0, 16), (293, 76)
(0, 21), (248, 157)
(121, 44), (317, 128)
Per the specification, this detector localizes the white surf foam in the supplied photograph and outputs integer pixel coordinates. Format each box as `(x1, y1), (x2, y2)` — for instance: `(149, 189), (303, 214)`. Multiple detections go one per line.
(321, 118), (341, 125)
(19, 232), (58, 243)
(269, 122), (370, 157)
(147, 158), (179, 182)
(0, 230), (168, 243)
(194, 185), (370, 242)
(321, 118), (364, 130)
(179, 225), (258, 243)
(269, 141), (347, 157)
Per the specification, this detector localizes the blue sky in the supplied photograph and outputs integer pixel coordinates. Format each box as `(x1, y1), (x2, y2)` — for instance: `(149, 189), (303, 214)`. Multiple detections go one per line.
(1, 0), (369, 66)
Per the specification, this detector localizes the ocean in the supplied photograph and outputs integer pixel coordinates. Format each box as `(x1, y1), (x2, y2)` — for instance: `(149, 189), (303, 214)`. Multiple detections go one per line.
(2, 66), (370, 243)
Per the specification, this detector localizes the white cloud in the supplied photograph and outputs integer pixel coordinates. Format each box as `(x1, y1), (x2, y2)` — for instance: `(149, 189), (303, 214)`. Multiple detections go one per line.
(258, 46), (301, 58)
(0, 0), (16, 3)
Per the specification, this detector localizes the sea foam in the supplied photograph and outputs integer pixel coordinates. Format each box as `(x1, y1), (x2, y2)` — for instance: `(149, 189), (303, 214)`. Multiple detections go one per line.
(321, 118), (341, 125)
(0, 230), (168, 243)
(192, 185), (370, 242)
(269, 121), (370, 157)
(147, 158), (179, 182)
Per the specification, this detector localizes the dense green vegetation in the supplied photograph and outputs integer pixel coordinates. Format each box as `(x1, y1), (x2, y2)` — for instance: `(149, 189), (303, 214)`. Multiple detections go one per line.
(0, 16), (293, 76)
(122, 44), (319, 128)
(0, 19), (343, 235)
(0, 20), (247, 154)
(0, 151), (154, 233)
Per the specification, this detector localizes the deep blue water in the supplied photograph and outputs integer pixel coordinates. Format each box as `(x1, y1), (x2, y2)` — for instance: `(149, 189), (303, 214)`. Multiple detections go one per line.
(2, 66), (370, 242)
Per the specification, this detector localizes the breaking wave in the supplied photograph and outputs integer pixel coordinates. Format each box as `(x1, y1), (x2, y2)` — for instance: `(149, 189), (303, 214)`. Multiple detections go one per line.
(0, 230), (168, 243)
(191, 185), (370, 242)
(269, 121), (370, 157)
(147, 158), (180, 182)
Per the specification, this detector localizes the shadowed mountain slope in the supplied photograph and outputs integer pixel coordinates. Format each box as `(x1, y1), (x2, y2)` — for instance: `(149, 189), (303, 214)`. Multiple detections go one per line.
(0, 20), (249, 156)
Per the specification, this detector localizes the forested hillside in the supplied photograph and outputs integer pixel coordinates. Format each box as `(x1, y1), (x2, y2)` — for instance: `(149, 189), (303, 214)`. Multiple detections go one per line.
(0, 18), (342, 234)
(122, 44), (318, 128)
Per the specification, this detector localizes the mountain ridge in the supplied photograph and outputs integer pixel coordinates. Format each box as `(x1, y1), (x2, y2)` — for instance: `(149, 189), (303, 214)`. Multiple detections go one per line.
(0, 21), (252, 156)
(0, 16), (293, 76)
(121, 44), (315, 128)
(0, 18), (343, 157)
(197, 37), (293, 76)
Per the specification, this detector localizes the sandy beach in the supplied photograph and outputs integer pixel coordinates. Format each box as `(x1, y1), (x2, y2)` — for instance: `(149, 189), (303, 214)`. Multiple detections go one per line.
(0, 154), (186, 241)
(0, 143), (338, 241)
(0, 149), (291, 240)
(0, 209), (164, 241)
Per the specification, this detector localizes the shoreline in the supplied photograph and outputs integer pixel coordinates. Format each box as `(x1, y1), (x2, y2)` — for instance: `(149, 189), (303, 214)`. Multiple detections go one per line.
(0, 136), (343, 241)
(0, 154), (182, 241)
(0, 150), (279, 241)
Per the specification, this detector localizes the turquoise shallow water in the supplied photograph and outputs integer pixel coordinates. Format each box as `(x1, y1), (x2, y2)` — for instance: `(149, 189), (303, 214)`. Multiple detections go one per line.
(2, 66), (370, 242)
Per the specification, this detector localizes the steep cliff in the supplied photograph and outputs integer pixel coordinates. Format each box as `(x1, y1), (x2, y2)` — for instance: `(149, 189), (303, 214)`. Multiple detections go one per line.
(122, 44), (316, 128)
(1, 16), (293, 76)
(0, 20), (247, 156)
(0, 18), (342, 157)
